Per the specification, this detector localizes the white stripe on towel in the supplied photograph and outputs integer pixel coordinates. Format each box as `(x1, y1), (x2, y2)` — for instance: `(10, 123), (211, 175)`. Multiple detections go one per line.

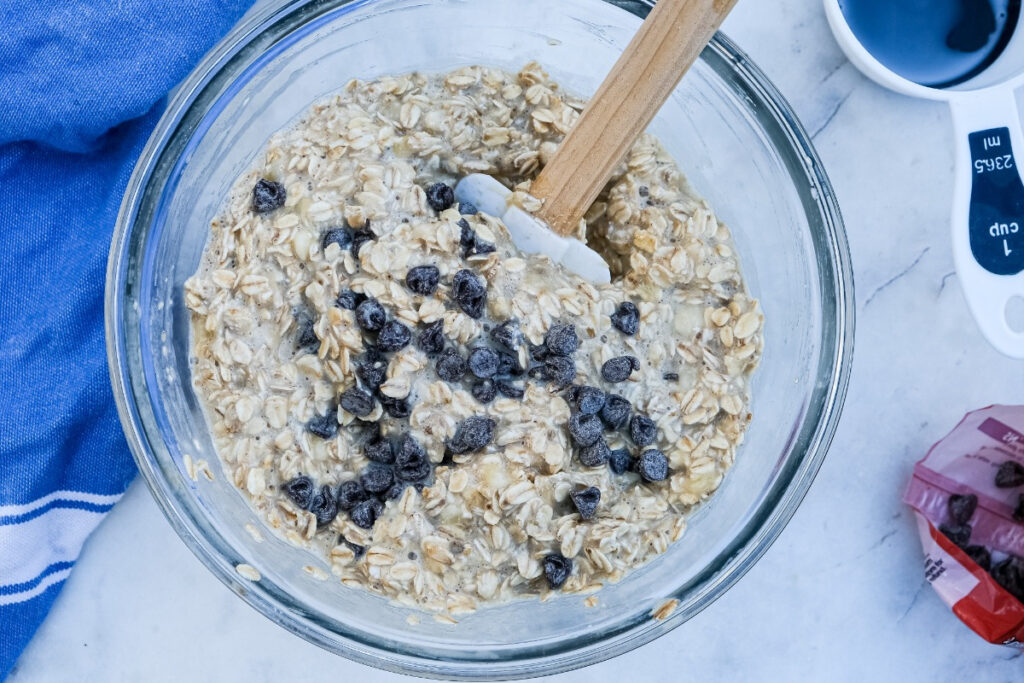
(0, 490), (122, 518)
(0, 567), (73, 606)
(0, 504), (118, 590)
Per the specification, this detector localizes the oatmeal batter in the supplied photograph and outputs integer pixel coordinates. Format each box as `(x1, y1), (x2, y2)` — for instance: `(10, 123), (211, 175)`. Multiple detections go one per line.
(184, 62), (763, 616)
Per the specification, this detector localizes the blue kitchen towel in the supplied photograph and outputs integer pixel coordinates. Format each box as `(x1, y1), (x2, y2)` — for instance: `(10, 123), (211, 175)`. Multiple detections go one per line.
(0, 1), (251, 678)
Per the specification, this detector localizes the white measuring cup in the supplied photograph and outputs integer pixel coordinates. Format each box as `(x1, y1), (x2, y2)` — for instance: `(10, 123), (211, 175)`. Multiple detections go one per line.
(825, 0), (1024, 358)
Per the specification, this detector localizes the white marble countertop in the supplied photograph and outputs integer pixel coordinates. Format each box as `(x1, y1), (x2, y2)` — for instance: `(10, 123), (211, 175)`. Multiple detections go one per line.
(10, 0), (1024, 680)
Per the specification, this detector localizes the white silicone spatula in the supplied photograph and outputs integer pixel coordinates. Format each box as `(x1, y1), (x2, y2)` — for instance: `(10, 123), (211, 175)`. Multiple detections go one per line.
(456, 0), (740, 283)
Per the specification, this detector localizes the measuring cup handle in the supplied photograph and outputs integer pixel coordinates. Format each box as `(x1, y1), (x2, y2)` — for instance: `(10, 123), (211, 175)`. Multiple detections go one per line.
(949, 90), (1024, 358)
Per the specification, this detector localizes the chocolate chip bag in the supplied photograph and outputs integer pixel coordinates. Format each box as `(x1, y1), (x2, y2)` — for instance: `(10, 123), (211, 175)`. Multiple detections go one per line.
(904, 405), (1024, 646)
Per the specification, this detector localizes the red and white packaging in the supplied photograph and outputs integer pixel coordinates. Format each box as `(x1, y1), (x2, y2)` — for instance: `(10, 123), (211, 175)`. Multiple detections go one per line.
(904, 405), (1024, 646)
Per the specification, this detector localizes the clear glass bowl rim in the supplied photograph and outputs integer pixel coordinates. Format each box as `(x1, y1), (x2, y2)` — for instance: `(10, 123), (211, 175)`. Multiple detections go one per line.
(105, 0), (855, 678)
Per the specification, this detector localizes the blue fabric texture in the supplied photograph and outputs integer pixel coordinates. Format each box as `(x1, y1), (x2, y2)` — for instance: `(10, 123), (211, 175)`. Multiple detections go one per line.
(0, 2), (250, 678)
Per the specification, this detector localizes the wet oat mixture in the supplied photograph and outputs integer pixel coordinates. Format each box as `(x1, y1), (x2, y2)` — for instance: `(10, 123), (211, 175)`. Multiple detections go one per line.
(184, 62), (764, 617)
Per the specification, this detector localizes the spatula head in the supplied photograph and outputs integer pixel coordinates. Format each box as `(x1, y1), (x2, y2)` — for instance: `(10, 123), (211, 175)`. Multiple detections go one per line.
(455, 174), (611, 284)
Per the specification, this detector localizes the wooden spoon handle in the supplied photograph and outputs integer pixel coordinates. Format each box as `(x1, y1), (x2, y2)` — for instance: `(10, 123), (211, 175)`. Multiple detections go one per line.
(532, 0), (739, 236)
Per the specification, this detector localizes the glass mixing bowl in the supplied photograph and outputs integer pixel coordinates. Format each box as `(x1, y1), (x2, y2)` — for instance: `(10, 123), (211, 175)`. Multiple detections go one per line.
(106, 0), (854, 678)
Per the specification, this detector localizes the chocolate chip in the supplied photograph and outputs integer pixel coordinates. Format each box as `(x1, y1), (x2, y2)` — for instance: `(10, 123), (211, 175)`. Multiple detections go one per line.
(356, 351), (387, 390)
(336, 289), (366, 310)
(610, 301), (639, 335)
(543, 553), (572, 589)
(490, 320), (521, 349)
(456, 219), (496, 257)
(939, 522), (972, 548)
(608, 448), (632, 475)
(630, 415), (657, 447)
(568, 385), (606, 415)
(570, 487), (601, 520)
(600, 394), (631, 429)
(468, 347), (500, 378)
(497, 350), (523, 377)
(350, 225), (377, 257)
(359, 462), (394, 494)
(365, 439), (395, 464)
(948, 494), (978, 525)
(637, 449), (669, 482)
(452, 269), (486, 318)
(321, 227), (353, 252)
(340, 387), (375, 417)
(539, 355), (576, 386)
(473, 239), (495, 255)
(662, 372), (679, 381)
(459, 201), (479, 215)
(252, 178), (286, 213)
(380, 395), (411, 419)
(426, 182), (455, 211)
(449, 416), (496, 454)
(578, 438), (610, 467)
(601, 356), (639, 383)
(1015, 494), (1024, 523)
(495, 379), (524, 399)
(310, 484), (339, 527)
(544, 323), (579, 356)
(568, 413), (603, 447)
(295, 311), (320, 354)
(996, 461), (1024, 488)
(991, 556), (1024, 603)
(306, 405), (338, 439)
(458, 219), (477, 257)
(282, 475), (315, 509)
(965, 544), (992, 571)
(529, 342), (550, 362)
(336, 480), (368, 511)
(350, 497), (384, 529)
(377, 320), (412, 352)
(405, 265), (440, 295)
(472, 379), (497, 404)
(417, 319), (446, 357)
(436, 348), (467, 382)
(355, 299), (386, 332)
(394, 435), (431, 483)
(341, 536), (366, 558)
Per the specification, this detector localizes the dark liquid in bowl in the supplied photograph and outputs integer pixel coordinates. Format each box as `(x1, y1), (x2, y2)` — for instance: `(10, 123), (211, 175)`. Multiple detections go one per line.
(840, 0), (1021, 87)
